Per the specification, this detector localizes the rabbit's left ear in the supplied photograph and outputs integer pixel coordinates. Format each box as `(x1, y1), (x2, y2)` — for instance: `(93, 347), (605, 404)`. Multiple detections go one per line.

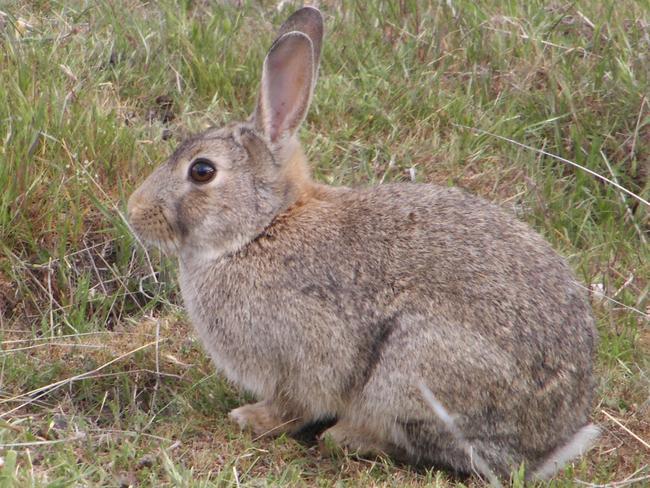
(254, 8), (324, 146)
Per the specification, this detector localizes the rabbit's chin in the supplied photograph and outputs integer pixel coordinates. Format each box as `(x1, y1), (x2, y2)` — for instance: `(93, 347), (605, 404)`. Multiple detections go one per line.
(139, 236), (180, 257)
(128, 222), (180, 256)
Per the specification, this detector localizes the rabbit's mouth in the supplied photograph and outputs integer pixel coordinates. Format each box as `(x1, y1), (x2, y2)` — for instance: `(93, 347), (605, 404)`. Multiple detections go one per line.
(127, 204), (181, 256)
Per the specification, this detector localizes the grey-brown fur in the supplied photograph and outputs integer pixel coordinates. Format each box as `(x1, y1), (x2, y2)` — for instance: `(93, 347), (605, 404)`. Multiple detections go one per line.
(128, 7), (598, 480)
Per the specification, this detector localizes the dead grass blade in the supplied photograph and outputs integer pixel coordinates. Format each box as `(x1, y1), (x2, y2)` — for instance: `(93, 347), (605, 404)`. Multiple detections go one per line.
(601, 409), (650, 451)
(418, 382), (503, 488)
(0, 340), (162, 419)
(455, 124), (650, 208)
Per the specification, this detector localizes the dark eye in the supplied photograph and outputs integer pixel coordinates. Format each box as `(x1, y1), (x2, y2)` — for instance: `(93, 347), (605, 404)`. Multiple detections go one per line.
(189, 158), (216, 183)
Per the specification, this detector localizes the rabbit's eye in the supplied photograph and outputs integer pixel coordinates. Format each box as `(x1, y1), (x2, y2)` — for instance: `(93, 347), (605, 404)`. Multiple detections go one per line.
(189, 159), (216, 183)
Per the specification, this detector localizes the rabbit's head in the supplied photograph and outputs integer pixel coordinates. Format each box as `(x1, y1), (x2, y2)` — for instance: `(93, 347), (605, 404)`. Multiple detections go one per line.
(127, 7), (323, 260)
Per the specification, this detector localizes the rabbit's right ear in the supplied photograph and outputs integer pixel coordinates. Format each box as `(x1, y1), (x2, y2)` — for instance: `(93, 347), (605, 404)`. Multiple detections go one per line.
(274, 7), (323, 76)
(254, 8), (323, 147)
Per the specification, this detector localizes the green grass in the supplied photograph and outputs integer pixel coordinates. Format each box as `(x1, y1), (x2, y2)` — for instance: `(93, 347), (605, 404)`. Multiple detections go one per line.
(1, 0), (648, 486)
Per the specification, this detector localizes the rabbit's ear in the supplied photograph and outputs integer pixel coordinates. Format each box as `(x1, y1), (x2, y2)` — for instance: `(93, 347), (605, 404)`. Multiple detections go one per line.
(255, 31), (315, 145)
(274, 7), (323, 79)
(254, 8), (324, 146)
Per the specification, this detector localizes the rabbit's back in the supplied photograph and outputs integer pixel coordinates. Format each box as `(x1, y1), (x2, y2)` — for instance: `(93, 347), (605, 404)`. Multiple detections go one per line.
(256, 182), (596, 355)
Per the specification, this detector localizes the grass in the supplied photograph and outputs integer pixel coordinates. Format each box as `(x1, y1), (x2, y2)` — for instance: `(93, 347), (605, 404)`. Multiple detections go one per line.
(0, 0), (648, 485)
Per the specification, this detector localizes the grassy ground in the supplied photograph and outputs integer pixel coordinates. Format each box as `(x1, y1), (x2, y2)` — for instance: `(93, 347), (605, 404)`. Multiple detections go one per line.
(1, 0), (649, 486)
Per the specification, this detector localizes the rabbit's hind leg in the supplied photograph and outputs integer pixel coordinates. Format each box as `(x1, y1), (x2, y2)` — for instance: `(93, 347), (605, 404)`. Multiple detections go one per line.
(398, 419), (518, 479)
(229, 400), (305, 438)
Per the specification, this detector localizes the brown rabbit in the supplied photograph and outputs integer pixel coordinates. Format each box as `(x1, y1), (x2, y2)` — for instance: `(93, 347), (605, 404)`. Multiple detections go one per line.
(128, 7), (599, 480)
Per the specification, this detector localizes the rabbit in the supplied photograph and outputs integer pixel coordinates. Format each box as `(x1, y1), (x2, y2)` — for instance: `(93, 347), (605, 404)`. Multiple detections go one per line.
(127, 6), (599, 481)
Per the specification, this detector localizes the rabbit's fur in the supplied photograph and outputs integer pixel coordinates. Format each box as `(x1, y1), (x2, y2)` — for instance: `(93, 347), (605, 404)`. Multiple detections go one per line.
(128, 7), (598, 480)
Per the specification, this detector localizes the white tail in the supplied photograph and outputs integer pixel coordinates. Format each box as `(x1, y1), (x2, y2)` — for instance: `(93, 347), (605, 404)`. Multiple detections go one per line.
(531, 423), (600, 480)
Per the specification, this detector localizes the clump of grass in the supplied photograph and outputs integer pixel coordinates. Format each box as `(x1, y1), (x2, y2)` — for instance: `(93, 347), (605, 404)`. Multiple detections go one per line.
(1, 1), (648, 486)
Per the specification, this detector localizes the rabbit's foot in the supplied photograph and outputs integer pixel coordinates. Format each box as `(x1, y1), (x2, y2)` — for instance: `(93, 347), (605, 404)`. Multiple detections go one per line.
(229, 401), (301, 437)
(319, 421), (389, 458)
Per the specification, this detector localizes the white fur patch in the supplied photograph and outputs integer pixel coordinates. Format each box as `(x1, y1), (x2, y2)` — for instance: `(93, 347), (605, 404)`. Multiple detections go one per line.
(532, 423), (600, 480)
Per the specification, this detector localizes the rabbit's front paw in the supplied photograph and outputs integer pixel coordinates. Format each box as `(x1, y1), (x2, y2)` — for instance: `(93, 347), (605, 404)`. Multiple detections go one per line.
(319, 421), (389, 458)
(229, 401), (299, 437)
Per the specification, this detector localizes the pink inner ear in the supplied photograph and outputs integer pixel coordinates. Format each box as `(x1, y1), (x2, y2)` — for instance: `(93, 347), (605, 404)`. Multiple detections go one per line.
(263, 35), (313, 143)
